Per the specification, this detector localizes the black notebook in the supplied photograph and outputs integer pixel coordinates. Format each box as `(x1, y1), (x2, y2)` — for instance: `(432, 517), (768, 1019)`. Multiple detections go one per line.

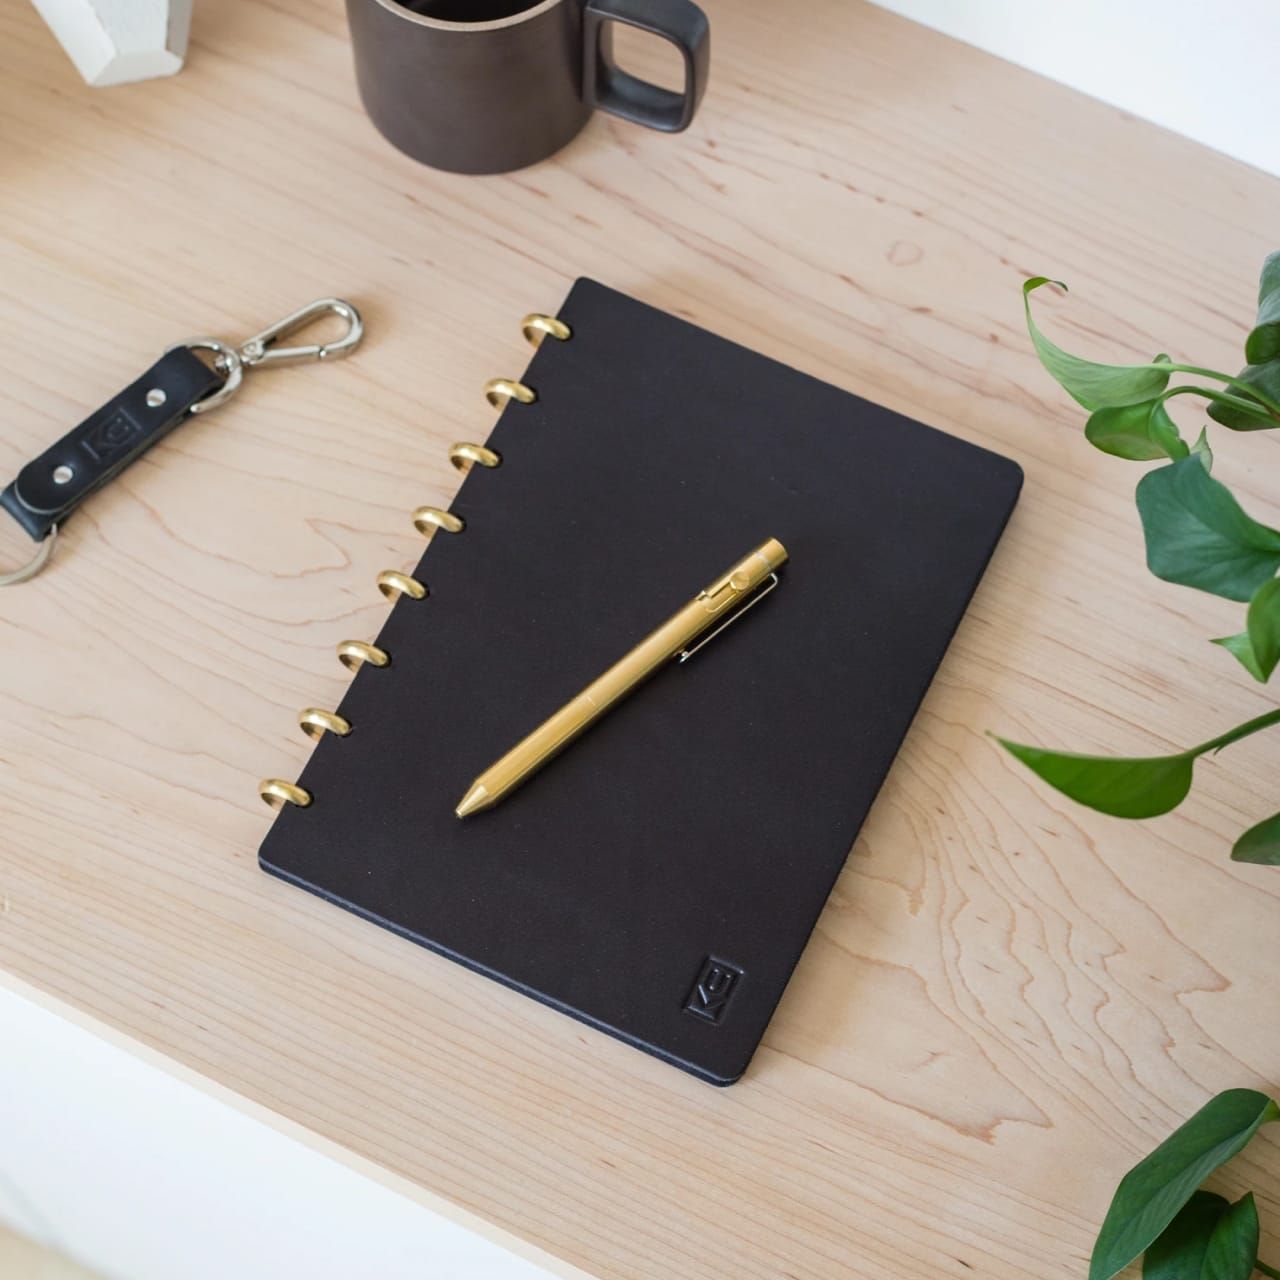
(259, 279), (1022, 1085)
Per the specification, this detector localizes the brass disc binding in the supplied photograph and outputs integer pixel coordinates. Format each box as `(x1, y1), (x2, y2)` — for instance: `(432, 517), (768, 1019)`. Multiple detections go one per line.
(298, 707), (352, 740)
(258, 300), (559, 813)
(377, 569), (427, 602)
(520, 314), (571, 347)
(450, 442), (501, 473)
(483, 378), (536, 409)
(259, 778), (312, 809)
(337, 639), (389, 670)
(412, 506), (464, 539)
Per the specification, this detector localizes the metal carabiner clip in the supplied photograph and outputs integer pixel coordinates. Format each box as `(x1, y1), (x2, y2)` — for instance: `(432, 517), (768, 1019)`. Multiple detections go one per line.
(238, 298), (365, 369)
(182, 298), (364, 415)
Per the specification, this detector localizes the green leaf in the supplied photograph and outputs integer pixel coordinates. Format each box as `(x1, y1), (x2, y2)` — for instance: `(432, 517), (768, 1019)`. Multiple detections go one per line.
(995, 740), (1194, 818)
(1201, 1194), (1259, 1280)
(1089, 1090), (1280, 1280)
(1245, 250), (1280, 364)
(1136, 456), (1280, 601)
(1216, 579), (1280, 682)
(1149, 400), (1190, 460)
(999, 708), (1280, 820)
(1191, 428), (1212, 471)
(1232, 811), (1280, 864)
(1211, 632), (1267, 682)
(1024, 278), (1172, 410)
(1245, 577), (1280, 679)
(1143, 1194), (1265, 1280)
(1206, 363), (1280, 431)
(1144, 1191), (1230, 1280)
(1086, 399), (1188, 461)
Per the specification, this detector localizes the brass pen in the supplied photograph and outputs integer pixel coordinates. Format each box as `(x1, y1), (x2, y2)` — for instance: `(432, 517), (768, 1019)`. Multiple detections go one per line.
(456, 537), (789, 818)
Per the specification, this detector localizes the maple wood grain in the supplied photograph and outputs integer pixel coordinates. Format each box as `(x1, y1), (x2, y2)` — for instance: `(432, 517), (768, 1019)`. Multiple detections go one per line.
(1, 2), (1278, 1277)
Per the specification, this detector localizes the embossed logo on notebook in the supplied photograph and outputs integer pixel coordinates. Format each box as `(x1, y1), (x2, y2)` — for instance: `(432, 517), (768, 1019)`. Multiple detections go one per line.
(684, 956), (743, 1024)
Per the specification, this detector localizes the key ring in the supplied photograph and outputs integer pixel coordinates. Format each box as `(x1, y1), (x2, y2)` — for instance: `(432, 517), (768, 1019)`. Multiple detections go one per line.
(174, 339), (244, 415)
(0, 298), (363, 585)
(0, 521), (58, 587)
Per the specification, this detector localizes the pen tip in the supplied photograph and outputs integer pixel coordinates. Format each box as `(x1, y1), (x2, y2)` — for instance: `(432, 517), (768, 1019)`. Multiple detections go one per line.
(455, 783), (490, 819)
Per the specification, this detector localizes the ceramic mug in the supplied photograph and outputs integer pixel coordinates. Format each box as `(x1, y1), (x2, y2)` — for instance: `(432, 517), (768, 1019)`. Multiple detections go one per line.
(346, 0), (711, 174)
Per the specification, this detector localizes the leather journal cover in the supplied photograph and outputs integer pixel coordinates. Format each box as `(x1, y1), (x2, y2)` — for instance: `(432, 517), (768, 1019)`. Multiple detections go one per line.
(258, 278), (1023, 1085)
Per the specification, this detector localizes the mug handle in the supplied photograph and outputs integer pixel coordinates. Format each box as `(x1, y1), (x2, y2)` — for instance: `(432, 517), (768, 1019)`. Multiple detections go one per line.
(582, 0), (710, 133)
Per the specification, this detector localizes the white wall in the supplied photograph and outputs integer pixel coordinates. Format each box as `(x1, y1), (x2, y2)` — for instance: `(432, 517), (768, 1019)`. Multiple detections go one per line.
(868, 0), (1280, 178)
(0, 976), (585, 1280)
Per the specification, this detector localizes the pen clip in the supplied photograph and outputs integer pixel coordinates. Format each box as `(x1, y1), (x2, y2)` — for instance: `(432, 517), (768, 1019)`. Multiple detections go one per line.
(678, 572), (780, 663)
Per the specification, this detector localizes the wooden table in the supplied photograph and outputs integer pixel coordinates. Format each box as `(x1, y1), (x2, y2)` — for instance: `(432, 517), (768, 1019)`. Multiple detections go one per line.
(3, 2), (1278, 1276)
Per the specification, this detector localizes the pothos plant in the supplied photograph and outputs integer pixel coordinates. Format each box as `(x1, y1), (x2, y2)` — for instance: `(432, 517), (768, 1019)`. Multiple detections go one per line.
(1000, 256), (1280, 864)
(1006, 265), (1280, 1278)
(1089, 1088), (1278, 1280)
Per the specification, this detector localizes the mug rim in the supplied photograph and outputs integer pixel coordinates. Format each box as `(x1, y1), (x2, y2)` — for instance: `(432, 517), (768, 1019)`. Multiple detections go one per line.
(370, 0), (566, 32)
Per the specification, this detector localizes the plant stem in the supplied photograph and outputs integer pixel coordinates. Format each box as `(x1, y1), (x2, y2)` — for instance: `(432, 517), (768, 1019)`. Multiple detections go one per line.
(1160, 384), (1275, 423)
(1166, 363), (1280, 418)
(1196, 707), (1280, 755)
(1254, 1261), (1280, 1279)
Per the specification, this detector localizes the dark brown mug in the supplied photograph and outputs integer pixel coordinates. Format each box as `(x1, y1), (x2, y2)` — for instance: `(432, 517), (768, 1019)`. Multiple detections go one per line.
(345, 0), (710, 175)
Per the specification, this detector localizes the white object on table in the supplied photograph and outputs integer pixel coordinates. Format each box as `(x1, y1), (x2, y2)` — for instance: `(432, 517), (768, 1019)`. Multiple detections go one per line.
(31, 0), (192, 87)
(0, 976), (579, 1280)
